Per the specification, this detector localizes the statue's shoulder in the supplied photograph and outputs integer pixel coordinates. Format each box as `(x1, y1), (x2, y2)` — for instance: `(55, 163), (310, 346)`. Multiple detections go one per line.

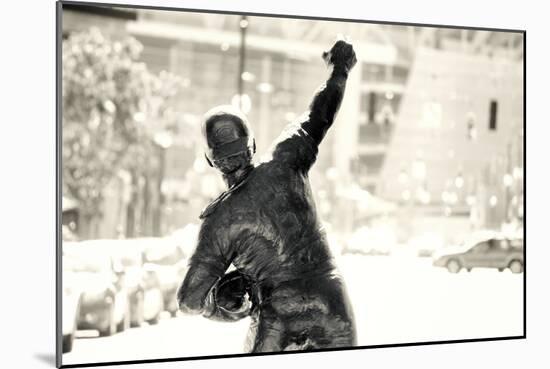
(261, 122), (318, 172)
(199, 170), (257, 219)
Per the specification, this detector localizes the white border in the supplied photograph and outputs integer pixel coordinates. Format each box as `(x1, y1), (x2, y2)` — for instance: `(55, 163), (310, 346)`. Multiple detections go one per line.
(1, 0), (547, 368)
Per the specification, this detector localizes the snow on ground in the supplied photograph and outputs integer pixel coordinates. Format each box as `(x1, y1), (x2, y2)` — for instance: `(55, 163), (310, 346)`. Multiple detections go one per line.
(336, 255), (523, 346)
(63, 255), (523, 365)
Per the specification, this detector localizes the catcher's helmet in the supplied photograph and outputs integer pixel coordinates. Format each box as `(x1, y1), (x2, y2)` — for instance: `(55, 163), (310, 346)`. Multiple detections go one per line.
(201, 105), (255, 165)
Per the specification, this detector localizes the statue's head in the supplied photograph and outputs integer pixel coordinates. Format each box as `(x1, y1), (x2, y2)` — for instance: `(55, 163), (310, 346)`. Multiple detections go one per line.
(201, 105), (255, 175)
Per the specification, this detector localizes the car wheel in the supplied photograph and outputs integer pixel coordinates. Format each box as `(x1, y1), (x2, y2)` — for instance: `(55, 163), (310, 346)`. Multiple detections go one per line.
(165, 296), (178, 318)
(98, 306), (116, 337)
(446, 259), (461, 273)
(147, 313), (160, 325)
(509, 260), (523, 274)
(62, 333), (74, 353)
(117, 304), (130, 333)
(131, 293), (144, 328)
(63, 296), (81, 353)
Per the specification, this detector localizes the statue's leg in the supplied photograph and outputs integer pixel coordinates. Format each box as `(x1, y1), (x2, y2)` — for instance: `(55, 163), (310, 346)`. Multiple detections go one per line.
(243, 314), (259, 353)
(248, 317), (284, 353)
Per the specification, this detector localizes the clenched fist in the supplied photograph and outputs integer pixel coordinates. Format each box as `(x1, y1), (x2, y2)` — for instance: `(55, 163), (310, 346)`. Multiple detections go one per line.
(322, 39), (357, 73)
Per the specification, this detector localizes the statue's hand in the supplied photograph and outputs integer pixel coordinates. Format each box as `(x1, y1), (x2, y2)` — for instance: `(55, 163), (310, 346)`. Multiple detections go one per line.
(322, 39), (357, 73)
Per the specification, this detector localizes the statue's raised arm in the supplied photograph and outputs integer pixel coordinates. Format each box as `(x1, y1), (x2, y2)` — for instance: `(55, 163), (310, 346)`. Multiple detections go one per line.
(267, 40), (357, 173)
(301, 39), (357, 146)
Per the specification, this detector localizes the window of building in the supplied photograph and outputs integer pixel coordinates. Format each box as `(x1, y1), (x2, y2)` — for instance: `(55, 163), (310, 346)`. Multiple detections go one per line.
(392, 65), (409, 84)
(359, 153), (385, 176)
(367, 92), (377, 124)
(361, 64), (386, 82)
(489, 100), (498, 131)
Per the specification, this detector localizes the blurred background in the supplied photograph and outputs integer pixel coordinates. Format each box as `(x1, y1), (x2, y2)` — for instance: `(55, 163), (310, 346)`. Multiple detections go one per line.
(60, 3), (524, 365)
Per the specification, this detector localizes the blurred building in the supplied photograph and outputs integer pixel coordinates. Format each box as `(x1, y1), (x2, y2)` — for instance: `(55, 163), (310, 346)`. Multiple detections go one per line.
(355, 28), (523, 241)
(62, 4), (524, 241)
(378, 45), (523, 232)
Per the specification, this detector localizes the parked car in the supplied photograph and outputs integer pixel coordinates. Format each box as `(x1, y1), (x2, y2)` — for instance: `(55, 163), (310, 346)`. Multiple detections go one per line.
(343, 226), (393, 256)
(63, 242), (129, 337)
(62, 261), (82, 353)
(408, 233), (444, 258)
(432, 232), (524, 273)
(110, 243), (147, 328)
(141, 262), (165, 324)
(143, 238), (187, 317)
(62, 225), (78, 242)
(108, 239), (165, 326)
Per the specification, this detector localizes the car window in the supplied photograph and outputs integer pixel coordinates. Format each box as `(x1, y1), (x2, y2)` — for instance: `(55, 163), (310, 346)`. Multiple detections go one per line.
(471, 241), (490, 253)
(486, 238), (505, 251)
(510, 239), (524, 249)
(497, 239), (510, 250)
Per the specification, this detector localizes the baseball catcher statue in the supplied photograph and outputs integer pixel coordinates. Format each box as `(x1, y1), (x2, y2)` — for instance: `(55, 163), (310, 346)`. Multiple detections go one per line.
(177, 40), (358, 352)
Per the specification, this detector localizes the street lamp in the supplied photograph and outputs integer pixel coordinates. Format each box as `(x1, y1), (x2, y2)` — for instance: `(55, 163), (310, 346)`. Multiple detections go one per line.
(237, 15), (248, 112)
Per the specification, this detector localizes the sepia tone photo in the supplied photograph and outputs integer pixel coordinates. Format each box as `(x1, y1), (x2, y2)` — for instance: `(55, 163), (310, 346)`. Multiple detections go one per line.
(57, 2), (525, 367)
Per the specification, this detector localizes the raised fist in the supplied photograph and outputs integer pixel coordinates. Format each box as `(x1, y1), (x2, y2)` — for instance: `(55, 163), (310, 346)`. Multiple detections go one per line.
(322, 39), (357, 73)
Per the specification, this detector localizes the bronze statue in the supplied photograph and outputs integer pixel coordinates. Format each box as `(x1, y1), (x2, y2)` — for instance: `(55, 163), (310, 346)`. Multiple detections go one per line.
(177, 40), (358, 352)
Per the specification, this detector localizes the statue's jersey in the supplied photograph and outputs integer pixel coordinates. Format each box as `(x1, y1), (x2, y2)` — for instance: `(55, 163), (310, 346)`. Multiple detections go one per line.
(190, 123), (357, 352)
